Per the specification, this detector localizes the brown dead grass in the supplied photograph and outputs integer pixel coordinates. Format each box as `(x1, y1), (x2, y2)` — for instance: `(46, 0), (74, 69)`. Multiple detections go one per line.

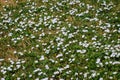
(0, 46), (18, 62)
(0, 0), (27, 10)
(0, 0), (17, 10)
(5, 48), (18, 62)
(0, 0), (16, 5)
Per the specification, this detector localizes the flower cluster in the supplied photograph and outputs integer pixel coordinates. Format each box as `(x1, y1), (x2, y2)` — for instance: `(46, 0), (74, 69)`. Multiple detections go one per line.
(0, 0), (119, 79)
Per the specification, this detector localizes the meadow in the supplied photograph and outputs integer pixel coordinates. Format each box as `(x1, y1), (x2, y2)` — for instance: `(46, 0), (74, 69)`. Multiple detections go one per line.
(0, 0), (120, 80)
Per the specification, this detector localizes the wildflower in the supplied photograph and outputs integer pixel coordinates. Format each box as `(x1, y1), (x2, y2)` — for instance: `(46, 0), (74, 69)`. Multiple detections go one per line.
(96, 58), (101, 63)
(29, 74), (32, 78)
(39, 55), (45, 60)
(45, 65), (49, 69)
(99, 78), (103, 80)
(77, 49), (86, 54)
(54, 71), (59, 75)
(8, 33), (13, 36)
(1, 78), (5, 80)
(0, 59), (4, 62)
(56, 53), (63, 58)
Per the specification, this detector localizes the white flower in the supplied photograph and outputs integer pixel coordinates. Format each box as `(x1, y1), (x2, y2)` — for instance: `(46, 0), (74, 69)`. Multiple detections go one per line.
(36, 45), (39, 48)
(82, 29), (88, 32)
(56, 53), (63, 58)
(84, 73), (88, 78)
(0, 59), (4, 61)
(13, 51), (17, 54)
(8, 33), (13, 36)
(91, 72), (96, 77)
(45, 50), (50, 54)
(16, 61), (20, 64)
(16, 65), (21, 69)
(77, 50), (81, 53)
(1, 78), (5, 80)
(92, 37), (96, 40)
(58, 68), (64, 72)
(113, 72), (117, 74)
(68, 33), (74, 38)
(51, 18), (58, 24)
(109, 76), (113, 79)
(96, 58), (101, 63)
(54, 71), (59, 75)
(64, 65), (69, 69)
(39, 55), (45, 60)
(35, 60), (38, 63)
(10, 60), (14, 64)
(60, 58), (63, 61)
(57, 42), (63, 46)
(15, 28), (22, 32)
(29, 74), (32, 77)
(99, 78), (103, 80)
(18, 52), (23, 55)
(82, 35), (85, 38)
(69, 9), (77, 15)
(31, 35), (35, 39)
(49, 59), (55, 63)
(85, 66), (88, 69)
(77, 49), (86, 54)
(42, 0), (48, 2)
(38, 72), (42, 75)
(1, 70), (6, 74)
(35, 78), (39, 80)
(7, 67), (12, 71)
(76, 13), (84, 16)
(112, 61), (120, 65)
(41, 78), (48, 80)
(45, 65), (49, 69)
(33, 68), (41, 73)
(17, 77), (20, 80)
(21, 60), (26, 63)
(104, 29), (110, 33)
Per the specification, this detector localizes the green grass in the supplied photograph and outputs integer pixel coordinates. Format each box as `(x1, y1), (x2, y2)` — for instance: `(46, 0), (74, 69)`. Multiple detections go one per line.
(0, 0), (120, 80)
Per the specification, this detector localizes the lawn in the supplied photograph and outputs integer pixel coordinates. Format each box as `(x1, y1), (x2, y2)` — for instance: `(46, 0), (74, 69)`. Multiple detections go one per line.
(0, 0), (120, 80)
